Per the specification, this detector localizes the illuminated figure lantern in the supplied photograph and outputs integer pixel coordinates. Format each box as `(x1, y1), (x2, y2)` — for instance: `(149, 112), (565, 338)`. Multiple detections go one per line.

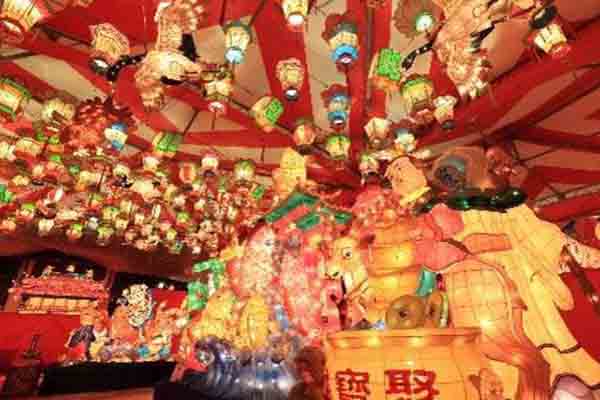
(89, 23), (130, 75)
(0, 77), (30, 121)
(402, 74), (435, 126)
(66, 223), (84, 241)
(233, 159), (256, 182)
(529, 5), (570, 60)
(224, 21), (252, 65)
(322, 84), (350, 131)
(276, 58), (305, 101)
(251, 96), (284, 132)
(359, 152), (380, 184)
(364, 116), (391, 149)
(393, 125), (417, 154)
(322, 13), (359, 68)
(153, 131), (183, 158)
(281, 0), (309, 30)
(293, 119), (317, 153)
(433, 95), (458, 130)
(203, 67), (233, 115)
(325, 133), (351, 161)
(179, 162), (198, 185)
(104, 122), (128, 151)
(200, 152), (219, 176)
(369, 48), (403, 92)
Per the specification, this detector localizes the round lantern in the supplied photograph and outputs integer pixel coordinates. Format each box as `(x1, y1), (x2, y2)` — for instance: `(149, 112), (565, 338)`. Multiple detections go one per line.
(433, 95), (457, 130)
(414, 10), (436, 33)
(104, 122), (128, 151)
(89, 23), (130, 74)
(276, 58), (305, 101)
(201, 152), (220, 176)
(0, 77), (30, 121)
(281, 0), (309, 30)
(66, 223), (84, 241)
(293, 119), (317, 153)
(364, 116), (391, 149)
(324, 19), (359, 67)
(233, 159), (256, 182)
(224, 21), (252, 65)
(325, 134), (351, 160)
(204, 70), (233, 115)
(401, 74), (434, 114)
(179, 162), (198, 185)
(324, 88), (350, 131)
(369, 48), (403, 92)
(251, 96), (284, 132)
(41, 97), (75, 131)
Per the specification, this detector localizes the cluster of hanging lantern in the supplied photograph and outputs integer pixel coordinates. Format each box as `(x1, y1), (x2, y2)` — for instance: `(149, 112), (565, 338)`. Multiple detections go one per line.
(276, 58), (305, 101)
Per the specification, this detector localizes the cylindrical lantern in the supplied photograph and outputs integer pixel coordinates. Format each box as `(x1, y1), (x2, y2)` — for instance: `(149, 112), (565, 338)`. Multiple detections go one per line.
(325, 134), (351, 160)
(533, 23), (570, 59)
(401, 74), (434, 114)
(251, 96), (284, 132)
(364, 117), (391, 148)
(0, 77), (30, 121)
(179, 162), (198, 185)
(293, 119), (317, 152)
(41, 97), (75, 131)
(359, 152), (380, 183)
(224, 21), (252, 65)
(97, 224), (114, 246)
(233, 159), (256, 182)
(66, 223), (84, 241)
(323, 15), (359, 67)
(89, 23), (130, 74)
(201, 152), (220, 175)
(433, 95), (457, 130)
(104, 122), (128, 151)
(153, 131), (183, 158)
(281, 0), (309, 30)
(38, 218), (55, 237)
(276, 58), (305, 101)
(204, 70), (233, 115)
(369, 48), (403, 92)
(323, 85), (350, 131)
(393, 125), (417, 154)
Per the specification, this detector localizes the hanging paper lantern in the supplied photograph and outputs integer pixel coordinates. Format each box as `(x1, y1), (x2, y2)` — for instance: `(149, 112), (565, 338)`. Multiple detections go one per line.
(0, 78), (30, 121)
(364, 116), (391, 149)
(97, 225), (114, 246)
(101, 206), (119, 222)
(293, 119), (317, 152)
(393, 125), (417, 154)
(533, 23), (570, 59)
(104, 122), (128, 151)
(114, 214), (130, 233)
(322, 14), (359, 67)
(153, 131), (182, 158)
(402, 74), (434, 114)
(0, 141), (15, 161)
(359, 152), (380, 183)
(251, 96), (284, 132)
(325, 134), (351, 160)
(393, 0), (439, 38)
(16, 202), (36, 224)
(224, 21), (252, 65)
(89, 23), (130, 74)
(433, 95), (457, 130)
(0, 217), (16, 233)
(281, 0), (309, 30)
(204, 69), (233, 115)
(38, 218), (55, 237)
(276, 58), (305, 101)
(66, 223), (84, 241)
(142, 153), (161, 172)
(179, 162), (197, 185)
(233, 159), (256, 182)
(322, 85), (350, 131)
(201, 152), (220, 176)
(41, 97), (75, 131)
(369, 48), (403, 92)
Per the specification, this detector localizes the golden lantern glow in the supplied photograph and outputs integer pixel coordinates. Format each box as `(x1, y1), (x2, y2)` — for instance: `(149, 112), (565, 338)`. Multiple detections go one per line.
(325, 20), (359, 67)
(89, 23), (130, 74)
(364, 116), (391, 148)
(41, 97), (76, 131)
(233, 159), (256, 182)
(276, 58), (305, 101)
(533, 23), (570, 59)
(251, 96), (284, 132)
(292, 119), (317, 152)
(433, 95), (457, 130)
(281, 0), (309, 30)
(325, 133), (351, 160)
(224, 21), (252, 65)
(204, 69), (233, 115)
(401, 74), (434, 115)
(0, 77), (30, 121)
(200, 152), (220, 175)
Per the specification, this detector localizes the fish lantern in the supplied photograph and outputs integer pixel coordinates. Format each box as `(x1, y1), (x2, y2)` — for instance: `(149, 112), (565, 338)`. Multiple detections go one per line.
(251, 96), (284, 132)
(153, 131), (182, 158)
(89, 23), (130, 75)
(323, 13), (359, 68)
(529, 5), (570, 60)
(433, 95), (457, 130)
(233, 159), (256, 182)
(224, 21), (252, 65)
(369, 48), (403, 92)
(97, 224), (114, 246)
(179, 162), (197, 185)
(359, 152), (380, 184)
(276, 58), (305, 101)
(364, 116), (391, 149)
(41, 97), (75, 132)
(325, 133), (351, 160)
(293, 119), (317, 153)
(393, 125), (417, 154)
(0, 77), (30, 121)
(204, 68), (233, 115)
(38, 218), (55, 237)
(16, 202), (36, 224)
(104, 122), (128, 151)
(322, 85), (350, 131)
(200, 152), (219, 176)
(66, 223), (84, 242)
(281, 0), (309, 30)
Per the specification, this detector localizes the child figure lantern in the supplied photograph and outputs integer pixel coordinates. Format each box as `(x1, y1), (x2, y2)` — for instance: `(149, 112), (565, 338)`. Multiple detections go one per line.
(322, 84), (351, 131)
(322, 13), (359, 68)
(276, 58), (305, 101)
(224, 21), (252, 65)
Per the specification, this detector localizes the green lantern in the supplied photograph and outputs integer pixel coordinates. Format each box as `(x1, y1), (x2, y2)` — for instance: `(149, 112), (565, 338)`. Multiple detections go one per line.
(251, 96), (284, 132)
(325, 134), (352, 160)
(152, 131), (183, 158)
(369, 48), (403, 91)
(233, 159), (256, 182)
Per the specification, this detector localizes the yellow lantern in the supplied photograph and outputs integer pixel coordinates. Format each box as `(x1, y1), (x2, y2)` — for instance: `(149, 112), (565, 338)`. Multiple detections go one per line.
(281, 0), (308, 30)
(224, 21), (252, 65)
(233, 159), (256, 182)
(293, 119), (317, 152)
(433, 95), (457, 130)
(276, 58), (305, 101)
(0, 77), (30, 121)
(364, 116), (390, 149)
(204, 69), (233, 115)
(325, 133), (351, 160)
(89, 23), (131, 74)
(41, 97), (76, 131)
(401, 74), (434, 114)
(200, 152), (220, 176)
(251, 96), (284, 132)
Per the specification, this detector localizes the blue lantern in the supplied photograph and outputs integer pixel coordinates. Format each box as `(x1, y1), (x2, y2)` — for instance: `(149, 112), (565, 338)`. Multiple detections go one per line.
(104, 122), (128, 151)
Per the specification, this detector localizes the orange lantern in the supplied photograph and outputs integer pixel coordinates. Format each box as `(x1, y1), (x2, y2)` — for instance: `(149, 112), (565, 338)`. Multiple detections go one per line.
(204, 68), (233, 115)
(276, 58), (305, 101)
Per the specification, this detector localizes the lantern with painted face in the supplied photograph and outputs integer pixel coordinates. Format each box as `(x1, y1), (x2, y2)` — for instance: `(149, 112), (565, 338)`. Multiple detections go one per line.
(393, 126), (417, 155)
(224, 21), (252, 65)
(89, 23), (130, 74)
(359, 152), (380, 183)
(369, 48), (403, 92)
(179, 162), (198, 185)
(323, 15), (359, 67)
(281, 0), (309, 30)
(233, 159), (256, 182)
(364, 116), (391, 149)
(0, 77), (30, 121)
(276, 58), (305, 101)
(433, 95), (457, 130)
(251, 96), (284, 132)
(325, 134), (351, 160)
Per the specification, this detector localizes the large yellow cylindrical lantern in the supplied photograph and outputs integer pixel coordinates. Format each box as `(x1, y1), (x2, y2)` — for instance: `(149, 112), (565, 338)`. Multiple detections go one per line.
(251, 96), (284, 132)
(224, 21), (252, 65)
(281, 0), (309, 30)
(0, 77), (30, 121)
(276, 58), (305, 101)
(89, 23), (131, 74)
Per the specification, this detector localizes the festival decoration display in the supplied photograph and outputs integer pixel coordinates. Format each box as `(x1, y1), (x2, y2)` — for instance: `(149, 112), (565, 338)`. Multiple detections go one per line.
(322, 84), (350, 131)
(89, 23), (131, 74)
(251, 96), (284, 132)
(324, 134), (351, 161)
(202, 66), (233, 115)
(368, 48), (403, 92)
(276, 58), (305, 101)
(281, 0), (309, 30)
(401, 74), (435, 125)
(393, 0), (440, 37)
(224, 21), (253, 65)
(433, 95), (458, 130)
(0, 77), (31, 121)
(322, 12), (359, 68)
(364, 116), (391, 149)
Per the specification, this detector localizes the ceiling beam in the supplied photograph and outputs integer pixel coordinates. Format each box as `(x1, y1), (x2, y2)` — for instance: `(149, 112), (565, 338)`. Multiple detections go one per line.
(183, 129), (293, 148)
(528, 166), (600, 186)
(537, 192), (600, 222)
(516, 127), (600, 153)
